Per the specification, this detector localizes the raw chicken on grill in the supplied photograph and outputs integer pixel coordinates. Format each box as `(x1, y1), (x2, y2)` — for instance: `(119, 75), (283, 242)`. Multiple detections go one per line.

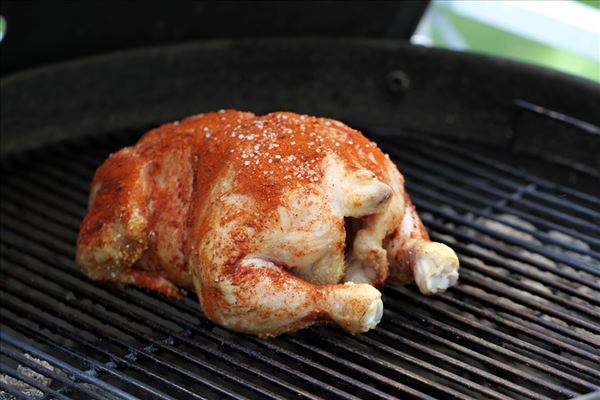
(77, 110), (459, 337)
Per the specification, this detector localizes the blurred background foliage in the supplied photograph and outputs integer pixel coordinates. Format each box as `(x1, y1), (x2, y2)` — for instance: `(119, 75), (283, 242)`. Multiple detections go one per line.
(412, 0), (600, 82)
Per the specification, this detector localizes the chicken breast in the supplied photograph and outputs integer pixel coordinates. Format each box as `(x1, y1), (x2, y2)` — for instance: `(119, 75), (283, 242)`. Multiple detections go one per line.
(76, 110), (459, 337)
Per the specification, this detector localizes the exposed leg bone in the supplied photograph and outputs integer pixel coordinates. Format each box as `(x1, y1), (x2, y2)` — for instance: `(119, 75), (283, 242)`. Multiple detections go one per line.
(386, 195), (459, 294)
(194, 257), (383, 337)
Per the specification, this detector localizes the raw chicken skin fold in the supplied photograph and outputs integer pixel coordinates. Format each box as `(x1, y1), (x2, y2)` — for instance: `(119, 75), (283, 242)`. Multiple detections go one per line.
(77, 110), (459, 337)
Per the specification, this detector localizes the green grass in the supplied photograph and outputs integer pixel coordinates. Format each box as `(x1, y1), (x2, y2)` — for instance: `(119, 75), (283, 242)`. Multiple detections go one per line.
(577, 0), (600, 10)
(0, 16), (6, 41)
(431, 4), (600, 82)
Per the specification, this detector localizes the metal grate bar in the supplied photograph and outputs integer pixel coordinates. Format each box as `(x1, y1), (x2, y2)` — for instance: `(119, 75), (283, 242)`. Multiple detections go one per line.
(367, 129), (600, 209)
(280, 335), (451, 399)
(41, 145), (600, 283)
(9, 149), (600, 292)
(121, 297), (419, 399)
(289, 336), (472, 399)
(386, 139), (600, 233)
(0, 256), (306, 400)
(398, 163), (600, 257)
(373, 315), (575, 398)
(2, 318), (203, 400)
(1, 315), (211, 400)
(388, 148), (600, 249)
(458, 258), (599, 319)
(351, 333), (555, 400)
(0, 251), (368, 400)
(0, 361), (72, 400)
(1, 133), (599, 400)
(3, 164), (596, 358)
(433, 288), (600, 369)
(250, 339), (433, 399)
(2, 178), (85, 219)
(408, 135), (600, 208)
(3, 223), (584, 400)
(412, 195), (600, 276)
(13, 178), (597, 319)
(457, 269), (600, 334)
(0, 219), (450, 395)
(0, 236), (377, 400)
(156, 297), (446, 400)
(386, 289), (600, 385)
(293, 333), (515, 400)
(5, 155), (600, 342)
(159, 282), (600, 398)
(0, 294), (202, 400)
(409, 166), (600, 249)
(2, 248), (417, 400)
(424, 216), (600, 293)
(453, 282), (600, 348)
(0, 164), (528, 398)
(0, 331), (140, 400)
(28, 143), (600, 260)
(427, 226), (600, 306)
(398, 142), (600, 233)
(0, 379), (31, 400)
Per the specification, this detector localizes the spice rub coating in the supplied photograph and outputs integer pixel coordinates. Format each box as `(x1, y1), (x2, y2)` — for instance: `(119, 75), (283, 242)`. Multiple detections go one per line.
(77, 110), (459, 336)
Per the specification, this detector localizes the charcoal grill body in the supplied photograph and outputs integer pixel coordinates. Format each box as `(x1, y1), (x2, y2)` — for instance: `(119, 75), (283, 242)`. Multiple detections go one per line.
(1, 39), (599, 400)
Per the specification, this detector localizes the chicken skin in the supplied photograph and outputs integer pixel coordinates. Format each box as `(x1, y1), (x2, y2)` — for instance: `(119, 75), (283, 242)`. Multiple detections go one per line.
(76, 110), (459, 337)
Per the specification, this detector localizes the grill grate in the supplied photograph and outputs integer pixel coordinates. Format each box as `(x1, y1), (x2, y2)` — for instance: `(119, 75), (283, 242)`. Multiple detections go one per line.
(0, 128), (599, 400)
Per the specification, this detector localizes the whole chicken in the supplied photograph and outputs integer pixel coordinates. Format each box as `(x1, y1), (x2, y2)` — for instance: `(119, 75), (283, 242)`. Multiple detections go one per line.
(77, 110), (459, 337)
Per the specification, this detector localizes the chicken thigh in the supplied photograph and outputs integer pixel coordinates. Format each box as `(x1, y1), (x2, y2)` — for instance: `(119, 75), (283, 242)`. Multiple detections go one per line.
(77, 110), (459, 337)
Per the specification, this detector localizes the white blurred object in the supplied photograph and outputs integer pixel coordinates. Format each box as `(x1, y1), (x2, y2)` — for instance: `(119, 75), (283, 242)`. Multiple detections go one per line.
(412, 0), (600, 62)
